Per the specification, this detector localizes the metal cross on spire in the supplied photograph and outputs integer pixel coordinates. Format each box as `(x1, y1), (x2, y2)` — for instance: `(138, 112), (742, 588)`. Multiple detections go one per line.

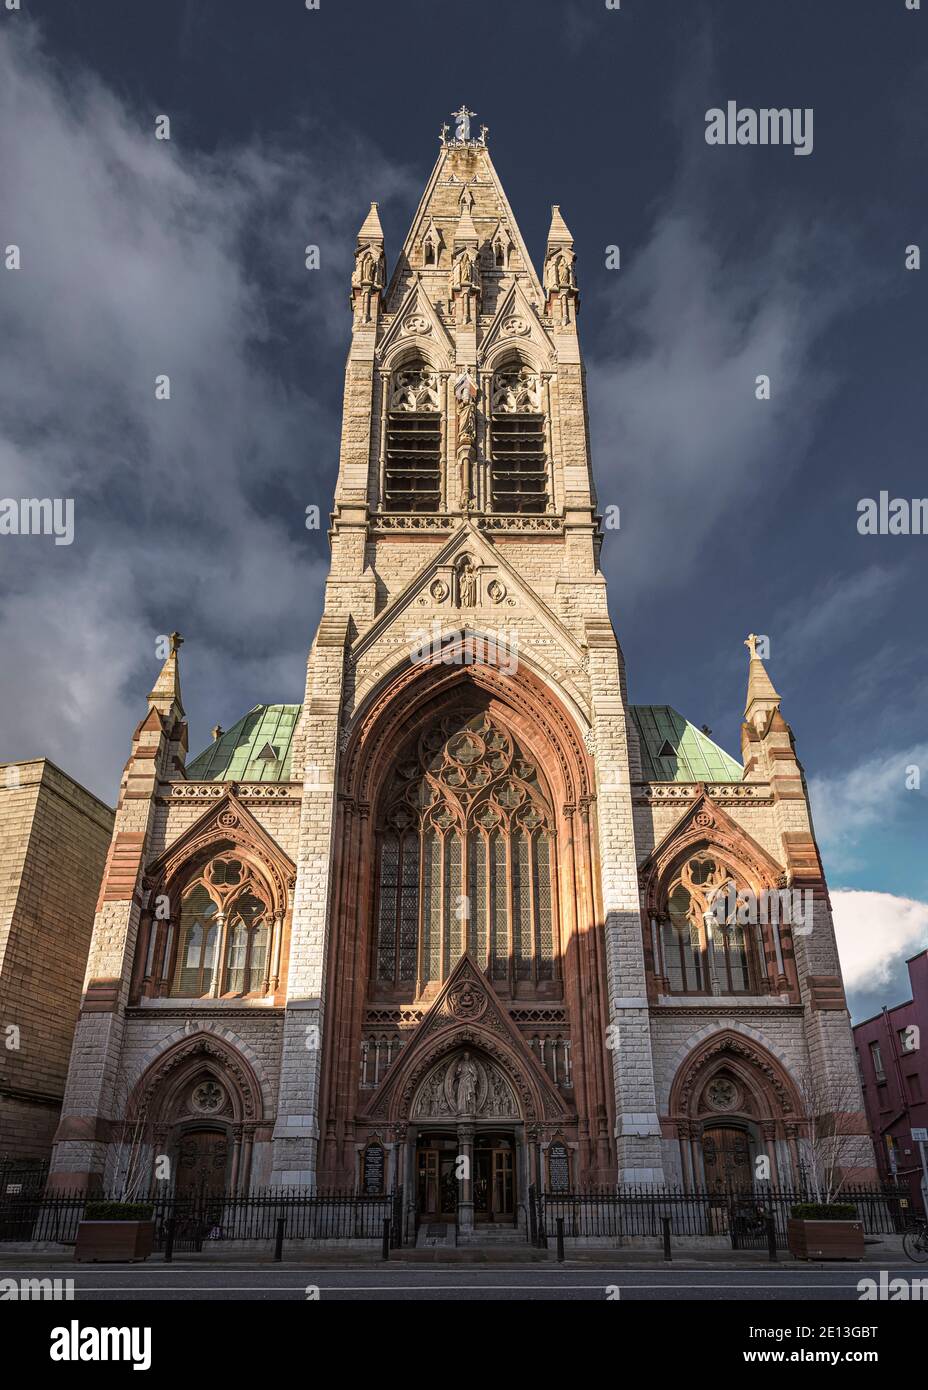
(453, 105), (476, 142)
(443, 106), (488, 148)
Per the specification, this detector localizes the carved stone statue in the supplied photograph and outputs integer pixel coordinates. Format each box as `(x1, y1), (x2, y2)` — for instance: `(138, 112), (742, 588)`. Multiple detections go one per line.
(451, 248), (481, 324)
(544, 248), (578, 325)
(454, 372), (479, 506)
(351, 241), (384, 323)
(457, 558), (477, 608)
(453, 1052), (479, 1114)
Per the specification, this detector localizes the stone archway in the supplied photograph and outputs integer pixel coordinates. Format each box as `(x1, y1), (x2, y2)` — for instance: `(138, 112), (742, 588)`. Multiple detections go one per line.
(409, 1045), (524, 1231)
(127, 1032), (267, 1195)
(318, 653), (615, 1189)
(668, 1030), (804, 1190)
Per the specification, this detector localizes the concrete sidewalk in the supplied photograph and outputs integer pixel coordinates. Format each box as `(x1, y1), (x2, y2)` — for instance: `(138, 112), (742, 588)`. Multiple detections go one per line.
(0, 1243), (913, 1269)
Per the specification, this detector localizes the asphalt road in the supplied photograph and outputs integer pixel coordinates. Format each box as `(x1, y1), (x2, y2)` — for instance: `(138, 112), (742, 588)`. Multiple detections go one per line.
(2, 1261), (924, 1300)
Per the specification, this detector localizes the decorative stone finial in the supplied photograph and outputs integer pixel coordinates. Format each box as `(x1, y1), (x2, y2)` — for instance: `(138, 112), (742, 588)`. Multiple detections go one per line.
(443, 106), (488, 148)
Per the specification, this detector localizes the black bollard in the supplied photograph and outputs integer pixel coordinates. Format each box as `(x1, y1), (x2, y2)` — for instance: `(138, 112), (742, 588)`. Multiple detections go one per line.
(274, 1216), (285, 1262)
(766, 1213), (778, 1262)
(662, 1215), (672, 1262)
(164, 1218), (175, 1264)
(556, 1216), (565, 1263)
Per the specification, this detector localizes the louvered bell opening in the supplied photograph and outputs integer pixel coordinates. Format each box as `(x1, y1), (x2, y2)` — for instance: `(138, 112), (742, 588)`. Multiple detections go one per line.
(384, 412), (441, 512)
(490, 414), (547, 514)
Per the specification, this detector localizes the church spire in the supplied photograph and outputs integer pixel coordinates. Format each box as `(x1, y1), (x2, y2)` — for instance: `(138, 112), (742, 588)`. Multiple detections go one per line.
(350, 203), (385, 327)
(743, 633), (781, 727)
(357, 201), (384, 242)
(148, 631), (185, 720)
(544, 204), (579, 324)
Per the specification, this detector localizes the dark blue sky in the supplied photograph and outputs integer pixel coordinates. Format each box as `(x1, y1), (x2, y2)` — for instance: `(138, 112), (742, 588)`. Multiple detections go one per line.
(0, 0), (925, 1018)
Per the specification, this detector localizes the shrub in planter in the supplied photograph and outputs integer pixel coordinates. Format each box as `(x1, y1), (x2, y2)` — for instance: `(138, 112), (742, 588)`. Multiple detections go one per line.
(84, 1202), (153, 1222)
(790, 1203), (856, 1222)
(787, 1202), (864, 1261)
(75, 1200), (155, 1263)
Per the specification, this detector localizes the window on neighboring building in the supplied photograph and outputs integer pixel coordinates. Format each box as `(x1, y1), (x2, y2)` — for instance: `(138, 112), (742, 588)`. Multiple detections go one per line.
(373, 712), (557, 992)
(383, 361), (442, 512)
(870, 1040), (886, 1083)
(659, 855), (755, 996)
(907, 1072), (923, 1102)
(489, 362), (548, 514)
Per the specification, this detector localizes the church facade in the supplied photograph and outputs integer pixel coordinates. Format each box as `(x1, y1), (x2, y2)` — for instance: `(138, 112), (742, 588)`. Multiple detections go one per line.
(49, 113), (875, 1228)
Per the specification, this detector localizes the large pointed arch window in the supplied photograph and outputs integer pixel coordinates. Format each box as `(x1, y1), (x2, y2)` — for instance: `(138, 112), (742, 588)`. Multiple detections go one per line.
(169, 857), (272, 999)
(660, 855), (756, 996)
(373, 713), (558, 993)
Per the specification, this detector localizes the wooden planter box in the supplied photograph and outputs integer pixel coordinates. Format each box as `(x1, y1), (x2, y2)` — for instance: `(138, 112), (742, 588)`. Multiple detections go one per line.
(787, 1218), (864, 1261)
(74, 1220), (154, 1263)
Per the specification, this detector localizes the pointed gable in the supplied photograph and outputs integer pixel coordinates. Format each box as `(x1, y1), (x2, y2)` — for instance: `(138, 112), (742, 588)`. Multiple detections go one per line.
(361, 953), (570, 1123)
(383, 142), (543, 310)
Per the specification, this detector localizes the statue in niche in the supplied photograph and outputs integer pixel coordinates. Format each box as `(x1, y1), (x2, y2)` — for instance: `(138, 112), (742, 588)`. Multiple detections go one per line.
(451, 247), (481, 324)
(454, 371), (479, 506)
(456, 558), (477, 608)
(351, 241), (384, 323)
(453, 1052), (479, 1115)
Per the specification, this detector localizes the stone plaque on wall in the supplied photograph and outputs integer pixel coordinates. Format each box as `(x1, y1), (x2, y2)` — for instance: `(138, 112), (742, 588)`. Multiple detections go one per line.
(362, 1142), (385, 1195)
(548, 1141), (570, 1192)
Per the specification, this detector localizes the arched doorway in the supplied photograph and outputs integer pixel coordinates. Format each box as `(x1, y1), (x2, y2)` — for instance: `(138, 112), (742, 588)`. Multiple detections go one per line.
(410, 1046), (523, 1230)
(319, 652), (616, 1189)
(668, 1031), (804, 1191)
(127, 1033), (268, 1196)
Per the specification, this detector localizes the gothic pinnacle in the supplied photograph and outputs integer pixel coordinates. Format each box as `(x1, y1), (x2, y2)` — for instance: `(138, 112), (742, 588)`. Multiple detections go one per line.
(743, 632), (781, 724)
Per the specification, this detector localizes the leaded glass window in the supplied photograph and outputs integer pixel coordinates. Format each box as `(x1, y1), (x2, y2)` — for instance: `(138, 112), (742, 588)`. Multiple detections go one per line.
(660, 855), (754, 996)
(372, 712), (558, 992)
(169, 859), (271, 999)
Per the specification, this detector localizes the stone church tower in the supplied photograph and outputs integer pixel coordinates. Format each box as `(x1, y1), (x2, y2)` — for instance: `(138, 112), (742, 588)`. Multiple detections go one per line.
(49, 113), (874, 1225)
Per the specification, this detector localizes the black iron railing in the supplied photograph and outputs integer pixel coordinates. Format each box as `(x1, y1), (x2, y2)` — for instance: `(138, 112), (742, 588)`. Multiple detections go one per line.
(0, 1186), (402, 1247)
(530, 1184), (912, 1250)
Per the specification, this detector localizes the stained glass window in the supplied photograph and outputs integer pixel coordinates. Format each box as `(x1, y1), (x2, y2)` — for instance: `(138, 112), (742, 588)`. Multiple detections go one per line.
(372, 712), (558, 992)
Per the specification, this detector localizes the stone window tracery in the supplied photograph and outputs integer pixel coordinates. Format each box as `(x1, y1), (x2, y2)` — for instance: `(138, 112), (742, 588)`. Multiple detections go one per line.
(383, 360), (442, 512)
(373, 713), (557, 992)
(169, 856), (271, 999)
(489, 359), (548, 514)
(660, 854), (755, 996)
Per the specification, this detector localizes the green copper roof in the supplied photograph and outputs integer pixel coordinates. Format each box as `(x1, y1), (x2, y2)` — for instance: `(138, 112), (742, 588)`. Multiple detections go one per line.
(185, 701), (739, 787)
(630, 705), (742, 783)
(187, 705), (301, 783)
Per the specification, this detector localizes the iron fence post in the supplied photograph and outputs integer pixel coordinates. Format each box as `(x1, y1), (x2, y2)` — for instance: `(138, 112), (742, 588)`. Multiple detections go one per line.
(382, 1216), (391, 1261)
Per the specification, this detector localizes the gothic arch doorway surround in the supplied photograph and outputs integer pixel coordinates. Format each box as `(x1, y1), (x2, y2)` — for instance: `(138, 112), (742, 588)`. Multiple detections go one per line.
(667, 1030), (804, 1191)
(126, 1032), (268, 1196)
(318, 653), (616, 1188)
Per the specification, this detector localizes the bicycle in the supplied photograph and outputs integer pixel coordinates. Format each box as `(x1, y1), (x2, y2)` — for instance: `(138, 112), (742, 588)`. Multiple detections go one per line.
(902, 1218), (928, 1263)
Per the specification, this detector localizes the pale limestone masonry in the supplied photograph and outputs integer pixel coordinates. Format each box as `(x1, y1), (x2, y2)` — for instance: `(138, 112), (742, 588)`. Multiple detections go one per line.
(0, 760), (113, 1162)
(48, 119), (873, 1196)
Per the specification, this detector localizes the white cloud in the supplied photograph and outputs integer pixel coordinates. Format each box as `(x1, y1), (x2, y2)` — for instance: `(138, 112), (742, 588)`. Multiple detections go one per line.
(832, 889), (928, 996)
(808, 742), (928, 861)
(0, 25), (413, 798)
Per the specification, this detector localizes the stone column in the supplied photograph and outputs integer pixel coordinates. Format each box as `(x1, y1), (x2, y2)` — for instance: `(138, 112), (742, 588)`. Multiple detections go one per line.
(457, 1122), (475, 1233)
